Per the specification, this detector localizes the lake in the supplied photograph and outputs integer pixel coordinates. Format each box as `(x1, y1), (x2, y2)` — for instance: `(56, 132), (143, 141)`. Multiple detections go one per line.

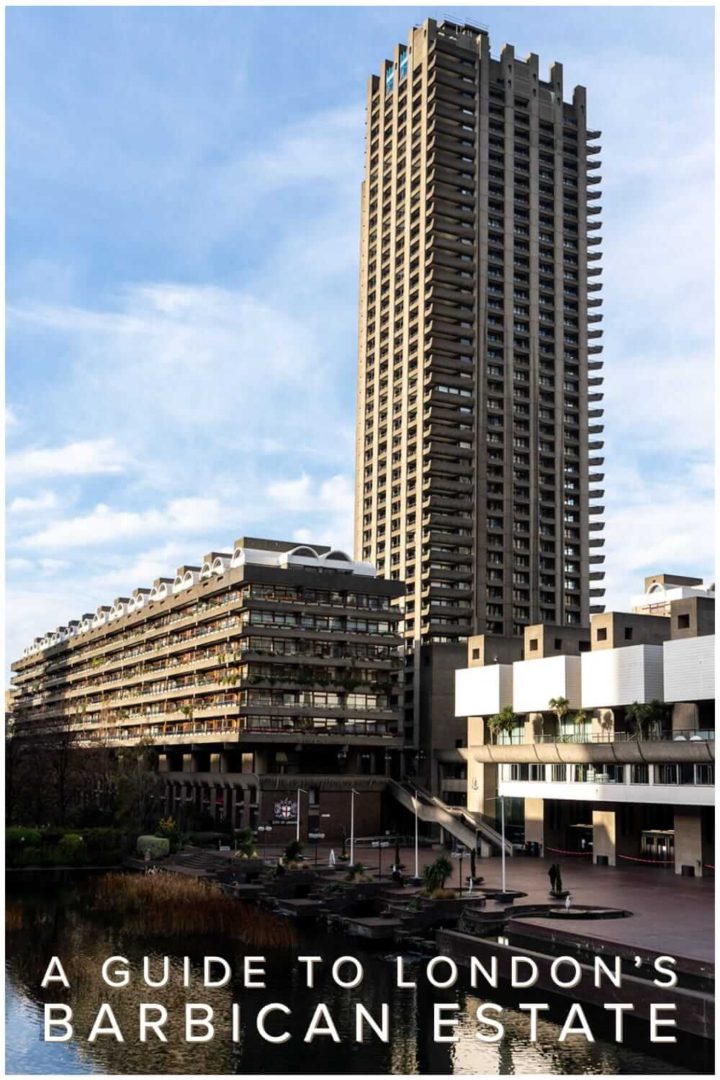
(5, 874), (708, 1075)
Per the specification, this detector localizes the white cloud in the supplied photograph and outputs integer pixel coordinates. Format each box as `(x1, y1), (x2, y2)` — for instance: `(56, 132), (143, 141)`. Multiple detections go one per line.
(20, 496), (226, 550)
(8, 491), (59, 515)
(267, 472), (354, 552)
(602, 458), (714, 611)
(7, 438), (131, 480)
(5, 406), (20, 428)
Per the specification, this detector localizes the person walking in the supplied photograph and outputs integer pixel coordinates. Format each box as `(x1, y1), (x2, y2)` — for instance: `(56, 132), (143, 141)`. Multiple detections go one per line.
(548, 863), (557, 892)
(556, 864), (564, 893)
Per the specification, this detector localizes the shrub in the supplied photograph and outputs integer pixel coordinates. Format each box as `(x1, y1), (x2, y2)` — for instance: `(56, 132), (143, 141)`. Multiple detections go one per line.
(155, 817), (182, 852)
(57, 833), (86, 865)
(235, 827), (257, 858)
(6, 827), (42, 850)
(137, 835), (170, 860)
(283, 839), (303, 864)
(82, 828), (133, 865)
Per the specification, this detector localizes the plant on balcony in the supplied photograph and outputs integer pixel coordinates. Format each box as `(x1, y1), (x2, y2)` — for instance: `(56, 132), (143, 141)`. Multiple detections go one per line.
(625, 700), (669, 740)
(487, 706), (518, 743)
(549, 696), (570, 723)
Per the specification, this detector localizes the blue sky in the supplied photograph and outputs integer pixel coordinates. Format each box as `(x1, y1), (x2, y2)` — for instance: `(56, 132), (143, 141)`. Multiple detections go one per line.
(6, 5), (715, 671)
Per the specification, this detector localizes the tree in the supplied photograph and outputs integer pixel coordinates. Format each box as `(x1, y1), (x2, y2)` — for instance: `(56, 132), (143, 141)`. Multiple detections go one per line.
(625, 700), (669, 740)
(486, 705), (518, 744)
(112, 738), (162, 831)
(548, 696), (570, 724)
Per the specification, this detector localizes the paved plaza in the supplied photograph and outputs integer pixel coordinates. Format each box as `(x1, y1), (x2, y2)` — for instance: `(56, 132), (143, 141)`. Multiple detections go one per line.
(258, 842), (715, 965)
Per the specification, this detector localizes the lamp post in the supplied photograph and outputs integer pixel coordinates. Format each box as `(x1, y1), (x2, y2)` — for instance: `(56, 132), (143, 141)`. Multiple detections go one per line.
(296, 788), (308, 843)
(412, 788), (420, 883)
(257, 823), (272, 862)
(308, 831), (325, 866)
(484, 793), (508, 893)
(350, 788), (358, 865)
(374, 831), (391, 880)
(452, 846), (465, 893)
(500, 794), (506, 894)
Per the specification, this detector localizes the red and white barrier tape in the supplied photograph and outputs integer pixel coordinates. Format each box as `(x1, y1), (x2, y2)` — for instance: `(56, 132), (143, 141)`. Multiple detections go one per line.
(617, 854), (673, 864)
(545, 846), (592, 857)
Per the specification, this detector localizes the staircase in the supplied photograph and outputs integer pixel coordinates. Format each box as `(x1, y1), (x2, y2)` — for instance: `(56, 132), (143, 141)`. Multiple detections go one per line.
(387, 781), (513, 856)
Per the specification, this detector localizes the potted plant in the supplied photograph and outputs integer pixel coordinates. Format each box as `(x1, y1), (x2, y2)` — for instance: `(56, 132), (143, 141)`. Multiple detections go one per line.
(422, 855), (454, 898)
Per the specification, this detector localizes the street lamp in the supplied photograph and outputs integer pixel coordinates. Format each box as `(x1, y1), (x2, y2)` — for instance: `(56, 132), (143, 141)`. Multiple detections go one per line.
(485, 793), (508, 894)
(256, 823), (273, 862)
(411, 788), (421, 883)
(296, 788), (308, 843)
(373, 831), (391, 880)
(308, 830), (325, 866)
(452, 845), (466, 893)
(350, 788), (359, 865)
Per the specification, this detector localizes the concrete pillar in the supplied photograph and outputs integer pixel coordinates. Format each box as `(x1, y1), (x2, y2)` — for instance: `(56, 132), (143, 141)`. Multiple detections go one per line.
(672, 702), (699, 736)
(674, 811), (703, 877)
(526, 713), (544, 743)
(210, 753), (222, 774)
(465, 719), (497, 817)
(592, 808), (616, 866)
(157, 753), (170, 774)
(182, 753), (194, 774)
(524, 797), (544, 853)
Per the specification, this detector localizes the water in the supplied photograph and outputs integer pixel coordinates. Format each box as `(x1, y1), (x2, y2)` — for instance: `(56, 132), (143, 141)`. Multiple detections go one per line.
(5, 876), (709, 1075)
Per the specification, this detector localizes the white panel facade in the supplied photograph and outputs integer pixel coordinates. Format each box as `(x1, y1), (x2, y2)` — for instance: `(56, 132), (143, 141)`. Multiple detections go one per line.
(498, 779), (713, 807)
(664, 635), (715, 702)
(581, 644), (664, 708)
(512, 655), (581, 713)
(455, 664), (513, 717)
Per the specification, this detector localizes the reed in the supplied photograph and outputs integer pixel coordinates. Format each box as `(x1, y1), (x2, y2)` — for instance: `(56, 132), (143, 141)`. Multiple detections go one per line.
(92, 872), (296, 946)
(5, 904), (25, 932)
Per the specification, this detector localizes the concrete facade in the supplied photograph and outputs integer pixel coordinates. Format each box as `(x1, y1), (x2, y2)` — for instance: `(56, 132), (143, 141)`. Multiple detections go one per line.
(11, 538), (406, 838)
(353, 18), (605, 785)
(456, 585), (715, 876)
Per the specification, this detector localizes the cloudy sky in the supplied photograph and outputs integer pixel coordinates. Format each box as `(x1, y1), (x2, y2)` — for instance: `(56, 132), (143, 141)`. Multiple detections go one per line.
(6, 5), (714, 673)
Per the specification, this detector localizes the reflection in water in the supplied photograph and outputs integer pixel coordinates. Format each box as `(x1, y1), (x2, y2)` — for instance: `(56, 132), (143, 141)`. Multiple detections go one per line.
(5, 877), (702, 1075)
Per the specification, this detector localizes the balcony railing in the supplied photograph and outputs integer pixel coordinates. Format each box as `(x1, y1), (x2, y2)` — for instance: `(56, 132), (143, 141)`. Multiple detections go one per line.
(495, 728), (714, 746)
(533, 729), (714, 744)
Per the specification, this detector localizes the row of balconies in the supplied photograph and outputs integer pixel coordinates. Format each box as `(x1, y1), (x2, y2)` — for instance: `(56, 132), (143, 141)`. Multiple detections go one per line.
(14, 620), (404, 699)
(17, 589), (399, 680)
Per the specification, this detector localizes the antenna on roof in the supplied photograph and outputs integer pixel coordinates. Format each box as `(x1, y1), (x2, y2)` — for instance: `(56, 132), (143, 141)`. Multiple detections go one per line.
(441, 12), (489, 33)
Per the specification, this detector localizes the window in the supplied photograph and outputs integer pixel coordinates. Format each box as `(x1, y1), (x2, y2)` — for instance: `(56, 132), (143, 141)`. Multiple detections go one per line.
(596, 627), (607, 642)
(554, 638), (562, 650)
(529, 639), (538, 652)
(677, 613), (690, 629)
(471, 648), (480, 660)
(624, 627), (633, 641)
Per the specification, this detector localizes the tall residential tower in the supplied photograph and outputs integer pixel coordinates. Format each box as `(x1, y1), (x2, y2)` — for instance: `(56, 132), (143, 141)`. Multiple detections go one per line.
(354, 19), (605, 763)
